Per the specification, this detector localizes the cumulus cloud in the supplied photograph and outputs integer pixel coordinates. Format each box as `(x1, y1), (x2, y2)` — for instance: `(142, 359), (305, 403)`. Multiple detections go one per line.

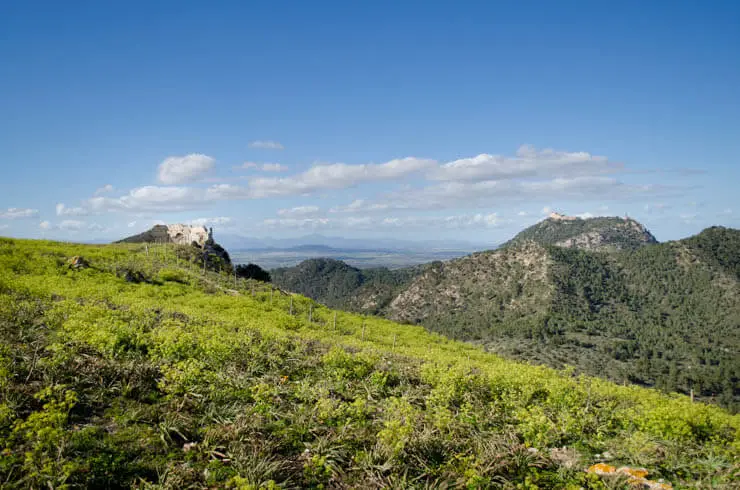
(249, 140), (284, 150)
(94, 184), (114, 196)
(277, 206), (321, 218)
(430, 145), (617, 182)
(248, 157), (436, 198)
(56, 203), (89, 216)
(63, 145), (669, 219)
(1, 208), (39, 219)
(86, 186), (211, 213)
(381, 176), (657, 212)
(36, 220), (103, 232)
(158, 154), (215, 184)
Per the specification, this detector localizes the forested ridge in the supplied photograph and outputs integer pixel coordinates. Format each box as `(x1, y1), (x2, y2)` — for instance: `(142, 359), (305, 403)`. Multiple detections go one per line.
(271, 224), (740, 412)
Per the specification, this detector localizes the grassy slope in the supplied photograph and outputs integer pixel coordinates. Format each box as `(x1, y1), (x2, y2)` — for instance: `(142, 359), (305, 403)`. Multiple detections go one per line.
(0, 238), (739, 489)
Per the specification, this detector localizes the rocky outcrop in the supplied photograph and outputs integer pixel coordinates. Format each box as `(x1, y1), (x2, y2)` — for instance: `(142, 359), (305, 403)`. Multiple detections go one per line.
(117, 224), (232, 270)
(117, 224), (210, 247)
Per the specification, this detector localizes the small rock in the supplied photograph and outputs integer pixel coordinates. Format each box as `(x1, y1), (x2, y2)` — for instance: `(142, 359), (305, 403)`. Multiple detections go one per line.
(67, 256), (89, 269)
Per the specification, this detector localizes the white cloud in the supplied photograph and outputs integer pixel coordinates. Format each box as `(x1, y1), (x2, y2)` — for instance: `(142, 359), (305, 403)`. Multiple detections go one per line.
(329, 199), (390, 214)
(517, 211), (529, 216)
(258, 213), (505, 232)
(56, 203), (89, 216)
(0, 224), (8, 231)
(238, 162), (288, 172)
(248, 157), (436, 198)
(430, 145), (616, 182)
(86, 186), (211, 213)
(1, 208), (39, 219)
(127, 221), (137, 228)
(158, 154), (215, 184)
(261, 217), (330, 230)
(261, 163), (287, 172)
(36, 220), (102, 232)
(277, 206), (321, 218)
(94, 184), (114, 196)
(368, 176), (655, 212)
(575, 212), (595, 219)
(204, 184), (251, 201)
(189, 217), (233, 227)
(59, 220), (85, 231)
(249, 140), (284, 150)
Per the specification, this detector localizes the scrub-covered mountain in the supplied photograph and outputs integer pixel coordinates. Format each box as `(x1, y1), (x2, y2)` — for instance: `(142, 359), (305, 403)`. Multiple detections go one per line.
(503, 212), (658, 251)
(272, 221), (740, 411)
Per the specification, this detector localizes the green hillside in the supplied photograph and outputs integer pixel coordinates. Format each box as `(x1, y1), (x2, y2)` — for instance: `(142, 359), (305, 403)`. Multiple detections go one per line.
(271, 226), (740, 412)
(1, 238), (739, 488)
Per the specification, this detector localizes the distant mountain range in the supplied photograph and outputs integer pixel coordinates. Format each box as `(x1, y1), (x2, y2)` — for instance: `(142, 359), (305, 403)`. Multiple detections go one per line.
(272, 215), (740, 411)
(218, 232), (490, 252)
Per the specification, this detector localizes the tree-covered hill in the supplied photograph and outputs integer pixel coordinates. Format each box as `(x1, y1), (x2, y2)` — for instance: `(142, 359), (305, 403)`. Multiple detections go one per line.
(502, 214), (658, 251)
(271, 258), (420, 314)
(271, 224), (740, 412)
(1, 237), (738, 488)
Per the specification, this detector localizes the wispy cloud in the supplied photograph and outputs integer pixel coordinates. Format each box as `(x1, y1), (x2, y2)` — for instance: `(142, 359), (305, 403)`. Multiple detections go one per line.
(1, 208), (39, 219)
(38, 220), (103, 231)
(94, 184), (114, 196)
(277, 206), (321, 218)
(56, 203), (89, 216)
(238, 162), (288, 172)
(249, 140), (284, 150)
(259, 213), (507, 232)
(189, 217), (233, 227)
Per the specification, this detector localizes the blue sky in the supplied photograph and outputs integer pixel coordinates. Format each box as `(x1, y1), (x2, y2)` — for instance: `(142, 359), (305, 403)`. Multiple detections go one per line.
(1, 1), (739, 245)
